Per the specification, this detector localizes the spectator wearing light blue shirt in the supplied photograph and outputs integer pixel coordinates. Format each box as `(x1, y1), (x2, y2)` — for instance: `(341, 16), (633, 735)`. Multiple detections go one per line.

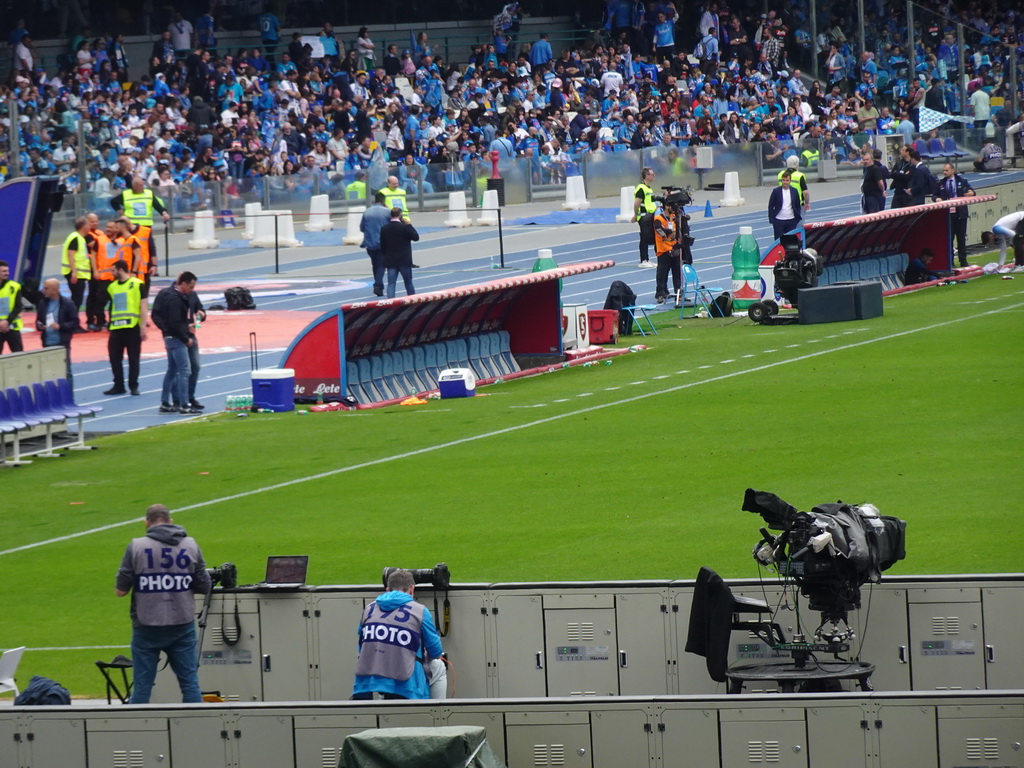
(529, 33), (552, 69)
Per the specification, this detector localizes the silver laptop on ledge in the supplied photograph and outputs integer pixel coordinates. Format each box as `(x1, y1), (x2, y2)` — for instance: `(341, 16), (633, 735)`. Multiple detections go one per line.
(258, 555), (309, 589)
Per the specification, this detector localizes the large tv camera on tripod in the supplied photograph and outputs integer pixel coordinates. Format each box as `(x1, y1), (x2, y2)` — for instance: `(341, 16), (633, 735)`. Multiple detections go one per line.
(744, 488), (907, 649)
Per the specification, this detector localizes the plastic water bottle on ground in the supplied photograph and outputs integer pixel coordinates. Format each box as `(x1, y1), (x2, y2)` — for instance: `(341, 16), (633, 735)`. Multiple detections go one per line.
(731, 226), (762, 310)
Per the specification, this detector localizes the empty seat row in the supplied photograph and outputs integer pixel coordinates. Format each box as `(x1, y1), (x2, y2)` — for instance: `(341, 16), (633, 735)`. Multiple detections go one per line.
(821, 254), (906, 291)
(0, 379), (101, 466)
(345, 332), (521, 405)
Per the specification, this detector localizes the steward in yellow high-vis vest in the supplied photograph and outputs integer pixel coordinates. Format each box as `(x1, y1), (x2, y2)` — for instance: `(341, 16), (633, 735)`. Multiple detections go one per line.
(0, 259), (25, 353)
(104, 259), (148, 395)
(62, 216), (92, 312)
(633, 167), (658, 266)
(379, 176), (408, 211)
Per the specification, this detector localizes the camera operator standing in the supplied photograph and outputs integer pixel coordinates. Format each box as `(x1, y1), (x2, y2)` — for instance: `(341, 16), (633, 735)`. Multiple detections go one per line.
(631, 167), (658, 268)
(654, 191), (692, 306)
(352, 569), (445, 700)
(115, 504), (211, 703)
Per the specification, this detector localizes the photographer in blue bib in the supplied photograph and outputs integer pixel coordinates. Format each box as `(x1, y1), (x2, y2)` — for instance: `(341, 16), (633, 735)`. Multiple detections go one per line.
(352, 569), (446, 700)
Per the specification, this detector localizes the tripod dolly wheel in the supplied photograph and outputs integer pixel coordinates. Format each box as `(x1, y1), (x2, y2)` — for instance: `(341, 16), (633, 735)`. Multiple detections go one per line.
(748, 301), (769, 323)
(764, 300), (779, 316)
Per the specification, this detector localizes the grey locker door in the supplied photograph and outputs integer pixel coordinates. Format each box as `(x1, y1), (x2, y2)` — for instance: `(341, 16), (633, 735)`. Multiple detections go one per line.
(21, 718), (87, 768)
(614, 591), (672, 695)
(433, 591), (489, 698)
(937, 704), (1024, 768)
(719, 710), (808, 768)
(440, 711), (506, 765)
(311, 594), (365, 701)
(545, 606), (618, 697)
(908, 589), (984, 691)
(233, 713), (295, 768)
(259, 594), (313, 701)
(875, 702), (938, 768)
(805, 705), (870, 768)
(590, 707), (654, 768)
(505, 711), (592, 768)
(848, 586), (911, 691)
(86, 720), (171, 768)
(655, 706), (722, 768)
(294, 714), (378, 768)
(981, 587), (1024, 690)
(492, 593), (547, 697)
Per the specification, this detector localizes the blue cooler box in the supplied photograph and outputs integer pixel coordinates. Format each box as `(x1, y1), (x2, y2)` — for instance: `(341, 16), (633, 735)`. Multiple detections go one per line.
(437, 368), (476, 398)
(252, 368), (295, 411)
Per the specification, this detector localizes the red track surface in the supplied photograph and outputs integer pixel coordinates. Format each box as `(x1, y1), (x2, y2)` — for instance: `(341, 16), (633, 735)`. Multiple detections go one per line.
(18, 310), (325, 363)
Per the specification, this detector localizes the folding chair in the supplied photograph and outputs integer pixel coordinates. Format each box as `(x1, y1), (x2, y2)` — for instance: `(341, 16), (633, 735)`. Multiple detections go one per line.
(621, 305), (659, 335)
(0, 646), (26, 698)
(680, 264), (727, 318)
(95, 655), (133, 705)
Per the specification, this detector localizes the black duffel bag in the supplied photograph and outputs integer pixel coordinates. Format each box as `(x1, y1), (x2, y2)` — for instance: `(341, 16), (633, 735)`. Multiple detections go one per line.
(224, 286), (256, 310)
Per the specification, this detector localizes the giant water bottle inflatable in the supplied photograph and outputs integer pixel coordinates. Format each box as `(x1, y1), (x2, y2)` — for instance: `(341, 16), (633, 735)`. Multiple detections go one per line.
(730, 226), (762, 309)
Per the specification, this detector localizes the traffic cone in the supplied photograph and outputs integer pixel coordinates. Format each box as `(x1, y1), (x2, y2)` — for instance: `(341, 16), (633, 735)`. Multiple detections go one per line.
(704, 200), (714, 218)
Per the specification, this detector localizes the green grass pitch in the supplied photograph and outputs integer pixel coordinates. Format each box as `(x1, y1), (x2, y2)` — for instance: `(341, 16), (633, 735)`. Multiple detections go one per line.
(2, 276), (1022, 696)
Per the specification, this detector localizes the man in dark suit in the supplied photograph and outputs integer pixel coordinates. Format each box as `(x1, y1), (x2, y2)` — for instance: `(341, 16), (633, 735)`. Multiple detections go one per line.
(935, 163), (976, 268)
(35, 278), (80, 380)
(907, 147), (936, 206)
(768, 171), (803, 240)
(380, 208), (420, 298)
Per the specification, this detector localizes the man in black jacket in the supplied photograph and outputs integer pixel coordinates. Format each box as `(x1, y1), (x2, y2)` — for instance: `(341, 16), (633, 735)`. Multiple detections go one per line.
(380, 208), (419, 298)
(151, 271), (199, 415)
(935, 163), (975, 268)
(35, 278), (80, 380)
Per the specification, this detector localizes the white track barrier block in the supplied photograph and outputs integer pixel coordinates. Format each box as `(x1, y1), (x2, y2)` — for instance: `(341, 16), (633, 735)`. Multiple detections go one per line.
(720, 171), (745, 206)
(305, 195), (334, 232)
(562, 175), (591, 210)
(187, 210), (220, 249)
(444, 191), (472, 228)
(250, 210), (303, 247)
(477, 189), (500, 226)
(615, 185), (634, 222)
(243, 202), (262, 239)
(342, 211), (364, 245)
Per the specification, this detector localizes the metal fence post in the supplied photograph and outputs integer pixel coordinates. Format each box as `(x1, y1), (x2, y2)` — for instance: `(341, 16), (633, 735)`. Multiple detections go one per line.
(274, 212), (280, 274)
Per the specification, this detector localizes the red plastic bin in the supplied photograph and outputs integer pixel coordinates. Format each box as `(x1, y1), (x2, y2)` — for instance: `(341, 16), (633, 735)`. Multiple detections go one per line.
(588, 309), (619, 345)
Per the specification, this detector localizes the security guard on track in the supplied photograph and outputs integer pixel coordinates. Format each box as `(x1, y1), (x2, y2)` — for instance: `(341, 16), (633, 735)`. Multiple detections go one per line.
(778, 156), (810, 211)
(0, 259), (24, 353)
(111, 177), (170, 283)
(61, 217), (92, 314)
(104, 259), (148, 396)
(632, 167), (657, 267)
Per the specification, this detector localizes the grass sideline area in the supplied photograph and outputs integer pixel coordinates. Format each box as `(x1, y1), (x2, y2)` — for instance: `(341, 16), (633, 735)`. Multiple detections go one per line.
(2, 275), (1022, 698)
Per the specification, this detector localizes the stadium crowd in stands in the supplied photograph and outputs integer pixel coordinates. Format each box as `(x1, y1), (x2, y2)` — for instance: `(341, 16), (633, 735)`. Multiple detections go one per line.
(1, 0), (1022, 206)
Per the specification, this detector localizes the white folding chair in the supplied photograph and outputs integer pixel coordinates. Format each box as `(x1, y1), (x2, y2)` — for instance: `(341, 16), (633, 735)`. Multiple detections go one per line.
(0, 646), (26, 698)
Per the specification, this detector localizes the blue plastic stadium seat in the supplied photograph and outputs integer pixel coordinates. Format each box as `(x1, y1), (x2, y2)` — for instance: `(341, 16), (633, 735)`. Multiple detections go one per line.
(411, 346), (432, 391)
(474, 334), (501, 380)
(400, 349), (428, 393)
(423, 343), (441, 386)
(369, 356), (397, 401)
(496, 331), (520, 374)
(465, 336), (493, 381)
(445, 338), (471, 370)
(382, 351), (414, 398)
(356, 358), (383, 402)
(346, 361), (369, 403)
(832, 262), (853, 283)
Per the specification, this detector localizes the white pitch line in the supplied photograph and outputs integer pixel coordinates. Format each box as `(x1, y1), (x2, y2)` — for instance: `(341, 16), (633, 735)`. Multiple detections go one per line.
(4, 300), (1019, 558)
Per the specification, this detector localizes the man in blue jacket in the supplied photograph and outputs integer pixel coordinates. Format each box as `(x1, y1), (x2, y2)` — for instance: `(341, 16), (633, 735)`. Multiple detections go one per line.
(359, 191), (391, 297)
(353, 569), (444, 700)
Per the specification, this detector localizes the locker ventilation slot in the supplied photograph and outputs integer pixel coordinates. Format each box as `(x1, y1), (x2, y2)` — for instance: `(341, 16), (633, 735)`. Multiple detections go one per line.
(320, 747), (341, 768)
(112, 750), (145, 768)
(565, 622), (595, 642)
(931, 616), (960, 635)
(965, 737), (999, 760)
(532, 743), (566, 765)
(746, 740), (781, 763)
(211, 627), (241, 646)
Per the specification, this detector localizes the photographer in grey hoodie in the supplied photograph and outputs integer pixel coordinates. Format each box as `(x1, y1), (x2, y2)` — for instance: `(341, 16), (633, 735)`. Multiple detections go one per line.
(116, 504), (211, 703)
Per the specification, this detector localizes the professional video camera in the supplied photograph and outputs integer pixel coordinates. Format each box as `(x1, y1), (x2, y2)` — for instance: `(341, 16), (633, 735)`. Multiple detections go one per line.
(207, 562), (238, 588)
(653, 185), (693, 209)
(743, 488), (906, 645)
(382, 563), (451, 591)
(747, 233), (823, 323)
